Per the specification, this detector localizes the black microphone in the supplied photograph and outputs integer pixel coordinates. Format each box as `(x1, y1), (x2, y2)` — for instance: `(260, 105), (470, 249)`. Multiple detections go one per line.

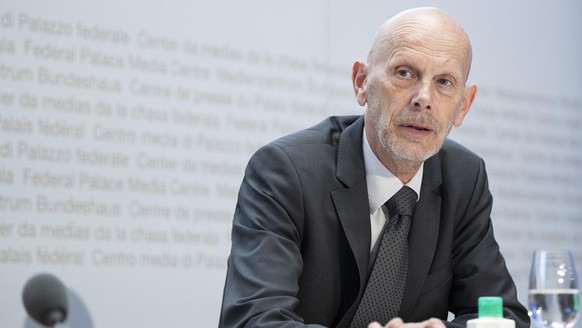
(22, 273), (69, 327)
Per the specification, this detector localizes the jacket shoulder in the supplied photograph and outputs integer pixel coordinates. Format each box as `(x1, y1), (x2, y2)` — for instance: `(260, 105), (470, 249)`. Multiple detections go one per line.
(439, 138), (483, 166)
(270, 115), (361, 149)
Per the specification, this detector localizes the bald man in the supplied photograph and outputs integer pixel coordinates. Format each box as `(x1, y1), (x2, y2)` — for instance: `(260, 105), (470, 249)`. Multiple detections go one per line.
(219, 7), (529, 328)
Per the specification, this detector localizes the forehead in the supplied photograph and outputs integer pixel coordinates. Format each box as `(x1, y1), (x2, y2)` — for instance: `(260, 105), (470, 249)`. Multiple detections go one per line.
(388, 44), (466, 74)
(372, 19), (472, 77)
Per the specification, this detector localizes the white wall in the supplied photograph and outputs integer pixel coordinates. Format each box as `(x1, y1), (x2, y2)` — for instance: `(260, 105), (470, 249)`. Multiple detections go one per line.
(1, 1), (581, 327)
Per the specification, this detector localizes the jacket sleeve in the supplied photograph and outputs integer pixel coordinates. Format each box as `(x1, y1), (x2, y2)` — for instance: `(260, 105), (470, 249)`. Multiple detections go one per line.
(446, 158), (530, 328)
(219, 144), (327, 328)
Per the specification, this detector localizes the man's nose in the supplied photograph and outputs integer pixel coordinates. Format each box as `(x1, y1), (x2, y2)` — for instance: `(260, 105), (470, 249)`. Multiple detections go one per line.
(410, 80), (432, 110)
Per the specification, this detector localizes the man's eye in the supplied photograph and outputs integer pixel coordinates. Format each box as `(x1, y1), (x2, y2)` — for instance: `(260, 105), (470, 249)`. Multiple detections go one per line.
(397, 70), (411, 78)
(437, 78), (452, 86)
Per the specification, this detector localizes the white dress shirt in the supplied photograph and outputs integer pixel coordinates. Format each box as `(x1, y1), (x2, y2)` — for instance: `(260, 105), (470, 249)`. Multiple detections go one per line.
(362, 130), (423, 251)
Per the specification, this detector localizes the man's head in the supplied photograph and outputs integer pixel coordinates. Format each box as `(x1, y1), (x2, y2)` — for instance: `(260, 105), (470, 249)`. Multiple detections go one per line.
(352, 7), (477, 174)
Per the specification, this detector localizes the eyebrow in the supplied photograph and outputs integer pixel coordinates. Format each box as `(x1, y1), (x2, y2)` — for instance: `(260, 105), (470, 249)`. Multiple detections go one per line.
(387, 50), (464, 78)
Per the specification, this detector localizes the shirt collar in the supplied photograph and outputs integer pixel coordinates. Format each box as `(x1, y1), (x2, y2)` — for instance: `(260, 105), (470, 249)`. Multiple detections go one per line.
(362, 129), (424, 214)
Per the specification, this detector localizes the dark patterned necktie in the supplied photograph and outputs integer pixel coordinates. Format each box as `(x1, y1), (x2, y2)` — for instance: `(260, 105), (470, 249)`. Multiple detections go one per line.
(349, 186), (417, 328)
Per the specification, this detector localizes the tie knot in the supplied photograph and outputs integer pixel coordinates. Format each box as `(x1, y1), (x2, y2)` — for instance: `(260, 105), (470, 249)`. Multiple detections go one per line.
(386, 186), (417, 217)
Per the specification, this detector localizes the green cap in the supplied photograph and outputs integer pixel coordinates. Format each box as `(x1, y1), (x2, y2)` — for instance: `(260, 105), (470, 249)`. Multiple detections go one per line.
(478, 297), (503, 317)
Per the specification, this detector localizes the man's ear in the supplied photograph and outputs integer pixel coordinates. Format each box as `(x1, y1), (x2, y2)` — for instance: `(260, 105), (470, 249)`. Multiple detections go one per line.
(352, 60), (368, 106)
(453, 83), (477, 127)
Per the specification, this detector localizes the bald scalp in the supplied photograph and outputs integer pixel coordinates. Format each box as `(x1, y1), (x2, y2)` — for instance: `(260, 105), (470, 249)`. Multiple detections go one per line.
(367, 7), (473, 82)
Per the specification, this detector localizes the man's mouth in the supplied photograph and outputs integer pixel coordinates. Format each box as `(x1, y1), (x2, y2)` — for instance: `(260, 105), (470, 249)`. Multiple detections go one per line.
(402, 123), (433, 132)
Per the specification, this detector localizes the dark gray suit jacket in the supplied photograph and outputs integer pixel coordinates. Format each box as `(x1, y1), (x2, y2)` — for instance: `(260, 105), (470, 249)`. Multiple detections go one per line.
(219, 115), (529, 328)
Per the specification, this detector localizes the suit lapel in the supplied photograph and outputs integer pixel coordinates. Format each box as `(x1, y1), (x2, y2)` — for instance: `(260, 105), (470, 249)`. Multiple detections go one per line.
(399, 153), (443, 319)
(330, 116), (371, 289)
